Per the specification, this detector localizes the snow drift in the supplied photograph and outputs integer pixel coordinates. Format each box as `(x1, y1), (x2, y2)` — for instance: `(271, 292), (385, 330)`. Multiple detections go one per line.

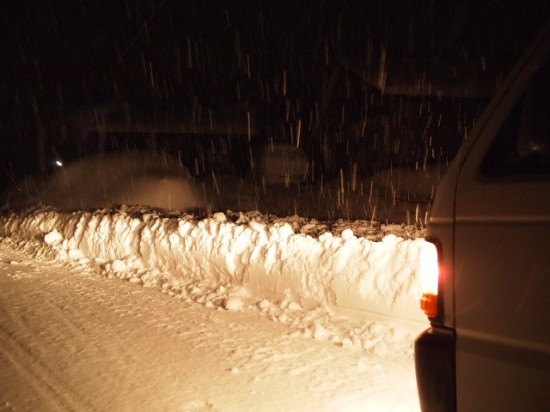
(0, 208), (428, 323)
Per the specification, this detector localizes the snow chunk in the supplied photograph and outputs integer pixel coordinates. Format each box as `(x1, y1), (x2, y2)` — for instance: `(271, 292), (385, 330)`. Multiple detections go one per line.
(223, 297), (245, 311)
(213, 212), (227, 223)
(44, 230), (63, 245)
(111, 259), (127, 273)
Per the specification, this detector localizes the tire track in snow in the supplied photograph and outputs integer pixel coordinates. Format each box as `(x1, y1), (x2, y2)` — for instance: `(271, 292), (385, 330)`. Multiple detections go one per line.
(0, 240), (209, 410)
(0, 312), (93, 411)
(0, 254), (153, 411)
(0, 243), (95, 411)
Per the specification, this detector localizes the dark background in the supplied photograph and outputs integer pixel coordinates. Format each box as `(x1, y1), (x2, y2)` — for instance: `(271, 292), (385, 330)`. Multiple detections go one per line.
(1, 0), (548, 191)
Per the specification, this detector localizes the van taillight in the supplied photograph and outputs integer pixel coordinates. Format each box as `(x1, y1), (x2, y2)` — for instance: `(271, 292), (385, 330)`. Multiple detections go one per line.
(419, 240), (439, 318)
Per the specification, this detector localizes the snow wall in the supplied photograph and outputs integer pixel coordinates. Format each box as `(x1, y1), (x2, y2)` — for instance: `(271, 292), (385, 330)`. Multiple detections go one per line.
(0, 209), (427, 323)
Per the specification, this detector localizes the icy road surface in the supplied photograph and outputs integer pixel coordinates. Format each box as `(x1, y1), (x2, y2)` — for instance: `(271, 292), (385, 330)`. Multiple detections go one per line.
(0, 238), (420, 411)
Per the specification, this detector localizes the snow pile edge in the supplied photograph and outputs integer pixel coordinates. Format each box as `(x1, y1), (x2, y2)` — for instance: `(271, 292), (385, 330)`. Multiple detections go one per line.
(0, 209), (427, 322)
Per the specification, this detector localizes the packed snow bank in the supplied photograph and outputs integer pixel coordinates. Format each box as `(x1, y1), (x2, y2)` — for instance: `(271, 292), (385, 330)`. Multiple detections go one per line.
(0, 208), (427, 323)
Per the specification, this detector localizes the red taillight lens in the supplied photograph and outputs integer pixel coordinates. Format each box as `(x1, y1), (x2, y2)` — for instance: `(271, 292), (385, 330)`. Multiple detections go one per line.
(419, 240), (439, 317)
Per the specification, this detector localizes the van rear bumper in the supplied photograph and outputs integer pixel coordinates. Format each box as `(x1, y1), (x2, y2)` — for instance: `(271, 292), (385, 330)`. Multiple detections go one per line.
(415, 326), (456, 412)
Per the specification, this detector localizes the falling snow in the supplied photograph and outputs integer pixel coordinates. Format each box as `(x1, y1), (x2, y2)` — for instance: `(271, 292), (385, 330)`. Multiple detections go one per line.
(1, 2), (547, 410)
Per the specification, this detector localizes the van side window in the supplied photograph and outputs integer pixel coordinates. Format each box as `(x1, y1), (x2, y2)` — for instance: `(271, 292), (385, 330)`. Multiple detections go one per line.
(482, 60), (549, 177)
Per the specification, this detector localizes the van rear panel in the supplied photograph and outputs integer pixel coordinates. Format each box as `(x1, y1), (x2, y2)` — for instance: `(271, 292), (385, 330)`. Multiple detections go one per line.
(415, 20), (550, 412)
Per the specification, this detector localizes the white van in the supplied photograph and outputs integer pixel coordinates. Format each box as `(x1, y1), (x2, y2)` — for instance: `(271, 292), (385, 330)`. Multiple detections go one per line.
(414, 21), (550, 411)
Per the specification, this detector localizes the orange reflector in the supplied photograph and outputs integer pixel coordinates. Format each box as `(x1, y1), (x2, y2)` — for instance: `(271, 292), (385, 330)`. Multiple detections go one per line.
(421, 293), (438, 317)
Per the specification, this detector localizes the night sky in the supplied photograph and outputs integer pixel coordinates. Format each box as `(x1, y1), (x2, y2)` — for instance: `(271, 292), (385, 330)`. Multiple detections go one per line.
(1, 1), (548, 189)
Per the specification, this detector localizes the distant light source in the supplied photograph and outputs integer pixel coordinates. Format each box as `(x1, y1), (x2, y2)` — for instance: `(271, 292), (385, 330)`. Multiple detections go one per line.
(55, 160), (63, 167)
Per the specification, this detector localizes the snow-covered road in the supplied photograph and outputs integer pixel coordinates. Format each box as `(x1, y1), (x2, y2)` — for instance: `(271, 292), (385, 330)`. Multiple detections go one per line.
(1, 238), (420, 411)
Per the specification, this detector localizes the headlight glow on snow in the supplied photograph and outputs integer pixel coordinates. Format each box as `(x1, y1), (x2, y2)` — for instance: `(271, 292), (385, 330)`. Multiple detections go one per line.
(419, 240), (439, 318)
